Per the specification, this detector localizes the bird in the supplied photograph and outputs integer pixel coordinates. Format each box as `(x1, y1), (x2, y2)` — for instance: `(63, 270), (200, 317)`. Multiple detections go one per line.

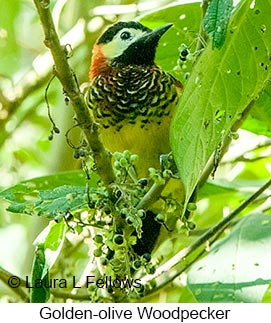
(86, 21), (183, 255)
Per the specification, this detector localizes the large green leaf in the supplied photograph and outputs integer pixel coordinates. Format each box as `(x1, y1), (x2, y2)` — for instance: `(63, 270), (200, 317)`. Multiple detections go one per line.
(0, 170), (99, 217)
(187, 213), (271, 302)
(0, 170), (86, 201)
(171, 0), (271, 206)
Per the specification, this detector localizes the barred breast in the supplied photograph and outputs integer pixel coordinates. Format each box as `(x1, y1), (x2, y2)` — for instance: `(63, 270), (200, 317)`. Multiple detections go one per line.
(87, 65), (182, 177)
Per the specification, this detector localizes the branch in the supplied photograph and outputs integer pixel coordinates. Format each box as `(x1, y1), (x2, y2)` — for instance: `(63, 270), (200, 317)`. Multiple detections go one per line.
(136, 180), (169, 210)
(141, 177), (271, 293)
(0, 267), (29, 302)
(32, 0), (115, 193)
(0, 266), (92, 302)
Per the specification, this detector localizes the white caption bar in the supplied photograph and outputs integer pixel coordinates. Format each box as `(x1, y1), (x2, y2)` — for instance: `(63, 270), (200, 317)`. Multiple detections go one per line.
(1, 303), (269, 322)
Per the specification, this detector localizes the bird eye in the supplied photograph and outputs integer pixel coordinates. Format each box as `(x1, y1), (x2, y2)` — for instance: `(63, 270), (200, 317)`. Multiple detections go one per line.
(120, 31), (132, 40)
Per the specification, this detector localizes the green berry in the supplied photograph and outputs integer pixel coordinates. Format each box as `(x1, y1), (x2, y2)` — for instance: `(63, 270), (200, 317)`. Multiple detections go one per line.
(114, 234), (124, 245)
(130, 154), (139, 163)
(114, 161), (121, 170)
(101, 257), (108, 266)
(148, 265), (156, 274)
(138, 178), (148, 187)
(93, 248), (102, 257)
(187, 221), (196, 230)
(94, 234), (103, 244)
(123, 150), (131, 159)
(133, 260), (142, 270)
(142, 253), (151, 262)
(156, 213), (166, 224)
(113, 152), (122, 160)
(187, 202), (197, 212)
(231, 132), (239, 140)
(119, 157), (128, 167)
(120, 209), (127, 219)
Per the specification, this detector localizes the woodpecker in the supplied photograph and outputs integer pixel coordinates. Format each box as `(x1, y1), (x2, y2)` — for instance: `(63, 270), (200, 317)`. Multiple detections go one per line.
(86, 21), (183, 255)
(87, 21), (182, 177)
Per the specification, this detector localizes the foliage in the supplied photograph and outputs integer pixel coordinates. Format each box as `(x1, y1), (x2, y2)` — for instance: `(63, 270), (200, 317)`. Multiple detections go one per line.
(188, 213), (271, 302)
(171, 0), (271, 207)
(0, 0), (271, 304)
(202, 0), (233, 49)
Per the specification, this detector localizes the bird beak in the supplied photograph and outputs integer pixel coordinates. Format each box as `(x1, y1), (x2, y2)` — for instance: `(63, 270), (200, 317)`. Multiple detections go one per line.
(152, 23), (174, 37)
(142, 23), (173, 44)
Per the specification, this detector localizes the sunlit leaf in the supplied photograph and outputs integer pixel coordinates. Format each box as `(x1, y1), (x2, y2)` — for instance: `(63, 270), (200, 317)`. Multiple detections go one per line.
(203, 0), (233, 49)
(171, 0), (271, 206)
(34, 221), (66, 276)
(0, 170), (99, 217)
(187, 213), (271, 302)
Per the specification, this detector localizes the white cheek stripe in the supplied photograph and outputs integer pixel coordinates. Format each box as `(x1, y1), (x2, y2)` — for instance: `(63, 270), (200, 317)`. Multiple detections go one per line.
(102, 28), (148, 59)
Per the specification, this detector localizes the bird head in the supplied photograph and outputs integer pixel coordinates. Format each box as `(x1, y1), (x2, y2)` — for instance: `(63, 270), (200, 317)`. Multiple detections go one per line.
(90, 21), (173, 80)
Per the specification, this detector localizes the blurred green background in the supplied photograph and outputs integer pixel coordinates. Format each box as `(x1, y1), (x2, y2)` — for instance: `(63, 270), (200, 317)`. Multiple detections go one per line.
(1, 0), (271, 302)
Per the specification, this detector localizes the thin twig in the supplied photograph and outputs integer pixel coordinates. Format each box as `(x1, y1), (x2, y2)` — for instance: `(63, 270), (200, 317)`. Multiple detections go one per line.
(136, 179), (168, 210)
(0, 266), (93, 302)
(141, 177), (271, 292)
(0, 267), (29, 302)
(32, 0), (115, 194)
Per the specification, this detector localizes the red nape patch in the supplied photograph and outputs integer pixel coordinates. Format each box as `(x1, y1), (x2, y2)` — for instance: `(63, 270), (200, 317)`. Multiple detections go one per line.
(89, 44), (110, 80)
(174, 78), (183, 90)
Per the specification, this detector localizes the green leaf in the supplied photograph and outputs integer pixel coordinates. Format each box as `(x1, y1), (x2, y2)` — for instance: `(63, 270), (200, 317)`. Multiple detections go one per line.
(30, 221), (66, 303)
(0, 170), (87, 202)
(30, 247), (51, 303)
(198, 180), (236, 199)
(187, 213), (271, 302)
(35, 185), (87, 218)
(34, 221), (66, 274)
(242, 82), (271, 136)
(203, 0), (233, 49)
(171, 0), (271, 206)
(0, 170), (99, 217)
